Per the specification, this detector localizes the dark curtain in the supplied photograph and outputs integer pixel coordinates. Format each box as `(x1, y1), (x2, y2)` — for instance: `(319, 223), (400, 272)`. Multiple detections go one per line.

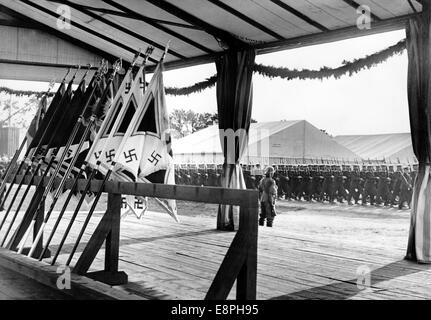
(215, 49), (256, 231)
(406, 9), (431, 263)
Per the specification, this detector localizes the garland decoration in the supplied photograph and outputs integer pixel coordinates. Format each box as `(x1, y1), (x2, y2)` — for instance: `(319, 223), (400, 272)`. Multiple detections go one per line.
(165, 75), (217, 96)
(253, 39), (407, 81)
(0, 86), (55, 98)
(165, 38), (407, 96)
(0, 39), (407, 98)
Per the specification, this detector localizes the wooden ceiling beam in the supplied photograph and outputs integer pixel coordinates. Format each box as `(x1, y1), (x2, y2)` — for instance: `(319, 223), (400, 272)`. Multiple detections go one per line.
(205, 0), (284, 40)
(269, 0), (329, 32)
(0, 3), (116, 62)
(47, 0), (186, 59)
(341, 0), (382, 21)
(144, 0), (247, 49)
(20, 0), (158, 64)
(103, 0), (215, 54)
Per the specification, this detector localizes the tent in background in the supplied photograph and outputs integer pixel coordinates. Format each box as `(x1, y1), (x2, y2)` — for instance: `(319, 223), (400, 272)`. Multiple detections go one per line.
(173, 120), (361, 165)
(335, 133), (417, 164)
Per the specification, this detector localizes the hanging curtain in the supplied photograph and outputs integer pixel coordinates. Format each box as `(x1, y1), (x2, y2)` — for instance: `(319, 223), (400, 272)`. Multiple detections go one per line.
(406, 10), (431, 263)
(216, 49), (256, 231)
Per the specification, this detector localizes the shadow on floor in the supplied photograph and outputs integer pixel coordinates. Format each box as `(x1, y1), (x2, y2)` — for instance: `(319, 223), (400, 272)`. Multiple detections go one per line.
(270, 259), (431, 300)
(47, 229), (224, 258)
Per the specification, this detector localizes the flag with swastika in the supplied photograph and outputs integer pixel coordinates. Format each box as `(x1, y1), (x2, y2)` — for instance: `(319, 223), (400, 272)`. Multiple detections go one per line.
(114, 62), (178, 222)
(87, 64), (145, 175)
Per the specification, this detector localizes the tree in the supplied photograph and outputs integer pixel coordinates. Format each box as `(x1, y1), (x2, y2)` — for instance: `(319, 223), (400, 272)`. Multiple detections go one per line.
(0, 93), (40, 128)
(169, 109), (218, 138)
(169, 108), (257, 138)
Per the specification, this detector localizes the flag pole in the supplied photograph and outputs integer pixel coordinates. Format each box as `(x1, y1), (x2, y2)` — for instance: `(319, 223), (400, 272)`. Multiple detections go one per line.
(47, 62), (124, 264)
(63, 47), (168, 265)
(16, 64), (109, 256)
(5, 65), (102, 251)
(0, 66), (83, 234)
(0, 67), (93, 246)
(0, 68), (71, 209)
(49, 51), (153, 265)
(39, 49), (151, 261)
(0, 78), (56, 197)
(39, 51), (149, 260)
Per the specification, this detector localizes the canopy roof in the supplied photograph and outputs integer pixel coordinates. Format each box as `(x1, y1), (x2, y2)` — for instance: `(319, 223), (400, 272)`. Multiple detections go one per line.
(334, 133), (417, 162)
(0, 0), (422, 70)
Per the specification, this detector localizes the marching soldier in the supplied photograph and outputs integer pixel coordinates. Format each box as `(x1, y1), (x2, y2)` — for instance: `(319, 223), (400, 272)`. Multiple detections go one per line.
(399, 167), (413, 209)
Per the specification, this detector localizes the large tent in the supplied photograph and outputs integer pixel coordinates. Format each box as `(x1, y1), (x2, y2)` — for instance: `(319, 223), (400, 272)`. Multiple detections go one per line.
(174, 120), (361, 164)
(335, 133), (417, 163)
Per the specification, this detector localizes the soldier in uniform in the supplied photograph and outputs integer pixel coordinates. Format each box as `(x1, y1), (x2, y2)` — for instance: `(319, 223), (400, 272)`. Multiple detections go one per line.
(348, 172), (361, 205)
(376, 175), (392, 206)
(398, 167), (413, 209)
(325, 175), (337, 203)
(362, 172), (377, 205)
(336, 175), (349, 203)
(258, 166), (277, 227)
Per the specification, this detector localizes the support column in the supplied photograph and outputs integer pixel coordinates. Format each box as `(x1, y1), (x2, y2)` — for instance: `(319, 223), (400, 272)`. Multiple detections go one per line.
(405, 2), (431, 263)
(215, 49), (256, 231)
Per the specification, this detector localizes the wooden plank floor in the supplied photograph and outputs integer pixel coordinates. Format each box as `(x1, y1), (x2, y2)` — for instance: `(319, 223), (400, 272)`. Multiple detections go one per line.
(1, 187), (431, 300)
(0, 265), (72, 300)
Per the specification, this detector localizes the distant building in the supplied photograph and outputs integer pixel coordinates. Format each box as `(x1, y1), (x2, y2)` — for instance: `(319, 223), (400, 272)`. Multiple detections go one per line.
(0, 126), (20, 159)
(173, 120), (361, 165)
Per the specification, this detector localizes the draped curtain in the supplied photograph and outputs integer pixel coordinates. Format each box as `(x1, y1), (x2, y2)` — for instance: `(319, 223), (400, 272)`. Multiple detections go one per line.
(406, 9), (431, 263)
(216, 49), (256, 231)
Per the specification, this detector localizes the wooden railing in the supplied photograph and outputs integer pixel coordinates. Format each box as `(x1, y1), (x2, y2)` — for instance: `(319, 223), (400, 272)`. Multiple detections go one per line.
(6, 175), (259, 300)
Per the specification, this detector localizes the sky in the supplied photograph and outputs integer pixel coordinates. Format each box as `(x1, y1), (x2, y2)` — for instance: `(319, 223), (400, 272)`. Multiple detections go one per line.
(0, 29), (409, 137)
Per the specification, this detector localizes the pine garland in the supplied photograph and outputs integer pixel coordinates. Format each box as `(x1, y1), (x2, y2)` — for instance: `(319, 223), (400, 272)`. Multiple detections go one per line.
(0, 39), (407, 98)
(0, 86), (55, 98)
(253, 39), (407, 81)
(165, 75), (217, 96)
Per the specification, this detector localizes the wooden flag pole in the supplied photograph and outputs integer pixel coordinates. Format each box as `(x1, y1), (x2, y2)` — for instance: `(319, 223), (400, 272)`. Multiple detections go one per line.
(40, 49), (150, 262)
(45, 47), (153, 265)
(6, 65), (104, 252)
(0, 68), (72, 209)
(0, 68), (85, 235)
(25, 61), (119, 258)
(0, 80), (56, 198)
(20, 66), (108, 257)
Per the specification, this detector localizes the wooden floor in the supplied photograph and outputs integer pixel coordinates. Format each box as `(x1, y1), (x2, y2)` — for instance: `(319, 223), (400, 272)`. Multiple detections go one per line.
(1, 194), (431, 300)
(0, 265), (71, 300)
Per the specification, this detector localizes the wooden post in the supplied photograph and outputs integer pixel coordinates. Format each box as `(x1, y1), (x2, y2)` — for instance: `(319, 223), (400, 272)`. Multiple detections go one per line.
(236, 206), (258, 300)
(73, 193), (128, 286)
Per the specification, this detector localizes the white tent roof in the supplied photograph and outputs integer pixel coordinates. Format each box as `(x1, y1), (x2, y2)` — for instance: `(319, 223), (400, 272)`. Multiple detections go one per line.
(334, 133), (417, 162)
(173, 120), (361, 161)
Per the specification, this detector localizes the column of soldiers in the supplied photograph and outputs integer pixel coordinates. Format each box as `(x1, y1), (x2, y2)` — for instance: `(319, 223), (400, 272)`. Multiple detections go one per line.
(174, 163), (416, 210)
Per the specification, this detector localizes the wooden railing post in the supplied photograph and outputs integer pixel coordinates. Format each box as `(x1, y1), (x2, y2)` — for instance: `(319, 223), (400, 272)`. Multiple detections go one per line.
(236, 205), (258, 300)
(73, 193), (128, 286)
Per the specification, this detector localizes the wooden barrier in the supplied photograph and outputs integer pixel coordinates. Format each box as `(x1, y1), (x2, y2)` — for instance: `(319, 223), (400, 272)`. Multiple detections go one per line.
(6, 175), (259, 300)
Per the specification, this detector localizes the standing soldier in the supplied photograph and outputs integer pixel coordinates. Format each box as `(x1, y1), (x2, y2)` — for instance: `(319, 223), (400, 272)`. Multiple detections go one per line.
(258, 166), (278, 227)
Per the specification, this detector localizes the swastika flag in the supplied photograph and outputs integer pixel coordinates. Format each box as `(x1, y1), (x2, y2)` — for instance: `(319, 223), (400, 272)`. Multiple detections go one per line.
(114, 62), (178, 222)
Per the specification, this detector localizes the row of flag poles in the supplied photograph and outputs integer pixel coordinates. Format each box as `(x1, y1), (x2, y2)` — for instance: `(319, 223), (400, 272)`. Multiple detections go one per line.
(0, 45), (179, 266)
